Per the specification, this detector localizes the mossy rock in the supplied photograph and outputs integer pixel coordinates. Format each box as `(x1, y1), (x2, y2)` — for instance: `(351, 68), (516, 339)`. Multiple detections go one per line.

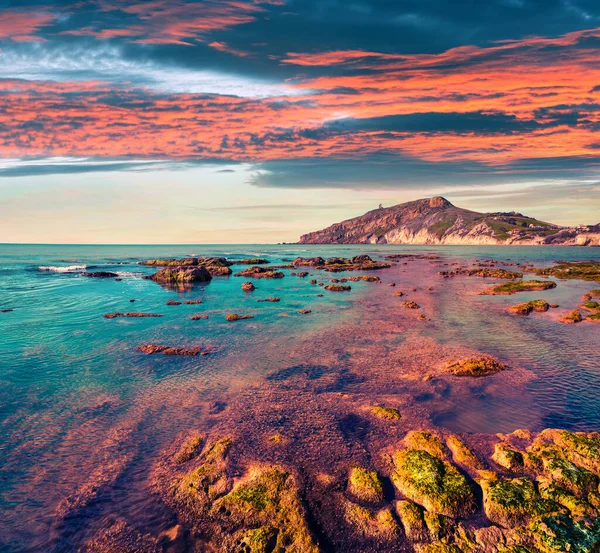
(587, 312), (600, 322)
(538, 479), (597, 519)
(446, 357), (506, 378)
(176, 437), (232, 510)
(392, 449), (476, 518)
(508, 300), (550, 316)
(211, 466), (318, 552)
(579, 301), (600, 312)
(479, 476), (555, 528)
(560, 310), (583, 324)
(483, 280), (557, 295)
(492, 443), (524, 472)
(395, 500), (429, 543)
(446, 436), (484, 470)
(370, 405), (401, 420)
(404, 430), (447, 459)
(424, 511), (448, 541)
(527, 512), (600, 553)
(230, 526), (279, 553)
(343, 501), (400, 540)
(531, 444), (598, 496)
(348, 467), (385, 504)
(549, 430), (600, 477)
(175, 436), (204, 464)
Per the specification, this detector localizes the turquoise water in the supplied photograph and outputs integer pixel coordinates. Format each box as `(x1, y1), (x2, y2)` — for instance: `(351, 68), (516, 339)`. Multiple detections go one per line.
(0, 244), (599, 552)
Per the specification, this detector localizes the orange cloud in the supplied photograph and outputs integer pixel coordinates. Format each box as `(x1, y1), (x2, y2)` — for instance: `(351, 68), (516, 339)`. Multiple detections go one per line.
(0, 10), (57, 42)
(2, 26), (600, 170)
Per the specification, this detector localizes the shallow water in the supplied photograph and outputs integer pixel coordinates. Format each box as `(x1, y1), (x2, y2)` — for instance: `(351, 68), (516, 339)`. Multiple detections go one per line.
(0, 243), (599, 552)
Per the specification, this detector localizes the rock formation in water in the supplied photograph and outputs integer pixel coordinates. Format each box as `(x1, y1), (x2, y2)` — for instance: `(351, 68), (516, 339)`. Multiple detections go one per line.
(299, 196), (600, 246)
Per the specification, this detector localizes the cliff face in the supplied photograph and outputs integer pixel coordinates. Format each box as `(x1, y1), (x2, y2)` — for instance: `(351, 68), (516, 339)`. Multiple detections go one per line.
(299, 197), (600, 246)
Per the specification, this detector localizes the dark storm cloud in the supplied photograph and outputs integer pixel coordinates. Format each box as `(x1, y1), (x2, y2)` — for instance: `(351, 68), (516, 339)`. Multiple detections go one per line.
(248, 154), (600, 189)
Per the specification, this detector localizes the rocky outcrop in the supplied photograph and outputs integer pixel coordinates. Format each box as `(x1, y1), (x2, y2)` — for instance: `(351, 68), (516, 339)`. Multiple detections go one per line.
(299, 197), (600, 246)
(149, 266), (212, 284)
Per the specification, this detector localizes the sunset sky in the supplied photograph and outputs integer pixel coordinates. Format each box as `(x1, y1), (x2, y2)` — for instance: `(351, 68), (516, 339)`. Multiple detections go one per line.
(1, 0), (600, 243)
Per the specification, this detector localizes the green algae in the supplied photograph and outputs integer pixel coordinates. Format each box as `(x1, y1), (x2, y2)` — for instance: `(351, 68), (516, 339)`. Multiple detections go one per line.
(580, 301), (600, 312)
(404, 430), (447, 458)
(392, 449), (476, 518)
(369, 406), (401, 420)
(561, 310), (583, 324)
(508, 299), (550, 316)
(233, 526), (279, 553)
(446, 357), (506, 377)
(492, 443), (524, 471)
(483, 280), (557, 295)
(529, 261), (600, 282)
(212, 466), (318, 553)
(395, 500), (428, 543)
(348, 466), (385, 504)
(479, 476), (554, 528)
(527, 512), (600, 553)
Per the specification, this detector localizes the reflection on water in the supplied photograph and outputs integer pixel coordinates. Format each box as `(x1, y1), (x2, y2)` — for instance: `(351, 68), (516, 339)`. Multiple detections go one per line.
(0, 243), (599, 552)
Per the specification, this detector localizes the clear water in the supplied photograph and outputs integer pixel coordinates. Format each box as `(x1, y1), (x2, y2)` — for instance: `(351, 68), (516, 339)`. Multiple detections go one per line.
(0, 244), (599, 552)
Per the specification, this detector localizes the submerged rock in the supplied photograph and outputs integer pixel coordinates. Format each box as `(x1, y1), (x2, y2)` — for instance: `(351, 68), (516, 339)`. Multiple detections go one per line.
(446, 357), (506, 377)
(81, 271), (119, 278)
(225, 313), (254, 321)
(257, 297), (280, 303)
(104, 312), (163, 319)
(403, 301), (420, 309)
(325, 284), (351, 292)
(166, 300), (182, 306)
(135, 344), (210, 356)
(80, 519), (160, 553)
(298, 309), (312, 314)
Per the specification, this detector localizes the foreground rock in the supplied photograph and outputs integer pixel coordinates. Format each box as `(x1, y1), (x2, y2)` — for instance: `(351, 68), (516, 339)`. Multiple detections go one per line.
(136, 344), (210, 356)
(141, 257), (232, 276)
(446, 357), (506, 377)
(149, 266), (212, 285)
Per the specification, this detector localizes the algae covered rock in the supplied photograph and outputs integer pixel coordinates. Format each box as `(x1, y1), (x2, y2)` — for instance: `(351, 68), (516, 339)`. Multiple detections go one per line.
(392, 449), (476, 518)
(150, 266), (212, 284)
(396, 500), (429, 543)
(492, 443), (525, 472)
(175, 435), (204, 464)
(369, 405), (401, 421)
(446, 357), (506, 377)
(479, 476), (553, 528)
(482, 280), (557, 295)
(348, 467), (385, 504)
(403, 430), (447, 459)
(560, 310), (583, 324)
(343, 501), (399, 540)
(508, 300), (550, 316)
(446, 435), (484, 470)
(211, 465), (319, 552)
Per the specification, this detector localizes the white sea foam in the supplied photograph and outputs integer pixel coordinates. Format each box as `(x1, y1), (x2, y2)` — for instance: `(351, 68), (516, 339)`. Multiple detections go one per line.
(38, 264), (87, 273)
